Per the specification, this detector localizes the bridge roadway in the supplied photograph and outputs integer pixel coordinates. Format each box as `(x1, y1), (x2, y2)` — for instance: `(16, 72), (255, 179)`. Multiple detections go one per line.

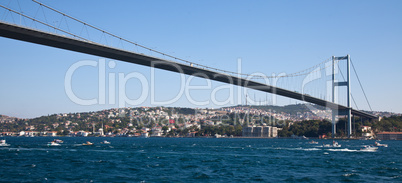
(0, 21), (376, 119)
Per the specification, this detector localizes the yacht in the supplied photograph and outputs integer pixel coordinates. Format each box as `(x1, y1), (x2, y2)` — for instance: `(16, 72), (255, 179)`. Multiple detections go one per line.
(0, 140), (10, 147)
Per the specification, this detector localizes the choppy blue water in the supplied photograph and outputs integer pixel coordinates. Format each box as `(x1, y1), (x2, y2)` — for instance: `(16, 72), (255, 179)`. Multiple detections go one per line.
(0, 137), (401, 182)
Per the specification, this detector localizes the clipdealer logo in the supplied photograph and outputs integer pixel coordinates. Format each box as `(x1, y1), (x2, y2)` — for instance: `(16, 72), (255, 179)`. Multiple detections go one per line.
(64, 57), (335, 118)
(64, 58), (288, 108)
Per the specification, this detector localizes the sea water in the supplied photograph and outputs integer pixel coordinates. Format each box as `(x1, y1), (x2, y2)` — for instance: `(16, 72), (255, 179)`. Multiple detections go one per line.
(0, 137), (401, 182)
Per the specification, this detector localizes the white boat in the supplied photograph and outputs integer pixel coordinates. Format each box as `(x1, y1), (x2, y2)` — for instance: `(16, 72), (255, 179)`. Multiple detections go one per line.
(374, 141), (388, 147)
(47, 141), (61, 146)
(0, 140), (10, 147)
(323, 141), (341, 148)
(332, 141), (341, 147)
(54, 139), (63, 143)
(308, 140), (318, 144)
(101, 140), (111, 144)
(323, 144), (331, 147)
(82, 141), (93, 146)
(360, 145), (378, 152)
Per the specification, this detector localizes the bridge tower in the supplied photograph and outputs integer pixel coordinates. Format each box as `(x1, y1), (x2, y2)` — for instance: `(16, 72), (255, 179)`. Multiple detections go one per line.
(332, 55), (352, 138)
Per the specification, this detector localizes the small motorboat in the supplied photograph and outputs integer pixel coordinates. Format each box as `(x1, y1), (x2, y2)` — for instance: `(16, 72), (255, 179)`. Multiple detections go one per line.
(323, 141), (341, 148)
(360, 145), (378, 152)
(82, 141), (93, 146)
(0, 140), (10, 147)
(332, 141), (341, 147)
(308, 140), (318, 144)
(374, 141), (388, 147)
(323, 144), (331, 147)
(47, 141), (61, 146)
(54, 139), (64, 143)
(100, 140), (111, 144)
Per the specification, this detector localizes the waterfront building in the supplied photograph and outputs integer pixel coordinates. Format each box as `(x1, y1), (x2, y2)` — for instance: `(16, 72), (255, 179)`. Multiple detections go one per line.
(242, 126), (278, 138)
(151, 127), (162, 137)
(377, 132), (402, 140)
(141, 132), (149, 138)
(361, 126), (374, 139)
(46, 131), (58, 136)
(76, 131), (89, 137)
(271, 127), (278, 137)
(1, 132), (16, 136)
(263, 126), (271, 137)
(242, 126), (253, 137)
(253, 126), (263, 137)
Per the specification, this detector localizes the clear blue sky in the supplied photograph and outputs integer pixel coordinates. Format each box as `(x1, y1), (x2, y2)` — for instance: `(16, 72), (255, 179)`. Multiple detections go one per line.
(0, 0), (401, 118)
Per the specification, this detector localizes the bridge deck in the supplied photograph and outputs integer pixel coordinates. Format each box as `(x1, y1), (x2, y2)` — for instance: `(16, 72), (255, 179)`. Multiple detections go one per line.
(0, 21), (376, 119)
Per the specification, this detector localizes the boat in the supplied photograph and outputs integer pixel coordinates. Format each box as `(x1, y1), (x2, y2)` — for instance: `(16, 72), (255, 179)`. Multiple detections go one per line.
(323, 144), (331, 147)
(47, 141), (61, 146)
(100, 140), (110, 144)
(323, 141), (341, 147)
(374, 141), (388, 147)
(308, 140), (318, 144)
(332, 141), (341, 147)
(54, 139), (63, 143)
(82, 141), (93, 146)
(0, 140), (10, 147)
(360, 145), (378, 152)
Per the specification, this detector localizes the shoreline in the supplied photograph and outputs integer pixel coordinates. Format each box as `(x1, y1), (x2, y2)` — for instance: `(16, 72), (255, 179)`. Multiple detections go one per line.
(1, 135), (382, 140)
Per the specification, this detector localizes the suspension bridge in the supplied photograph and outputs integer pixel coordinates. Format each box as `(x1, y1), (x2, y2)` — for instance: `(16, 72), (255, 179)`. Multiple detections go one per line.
(0, 1), (376, 138)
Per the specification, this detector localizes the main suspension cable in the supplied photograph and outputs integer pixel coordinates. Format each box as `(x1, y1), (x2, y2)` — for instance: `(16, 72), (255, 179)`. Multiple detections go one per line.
(31, 0), (333, 80)
(351, 59), (373, 111)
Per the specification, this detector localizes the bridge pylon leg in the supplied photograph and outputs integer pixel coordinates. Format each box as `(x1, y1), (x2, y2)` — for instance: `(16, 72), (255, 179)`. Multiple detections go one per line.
(347, 108), (352, 138)
(332, 110), (336, 138)
(332, 55), (352, 138)
(346, 55), (352, 138)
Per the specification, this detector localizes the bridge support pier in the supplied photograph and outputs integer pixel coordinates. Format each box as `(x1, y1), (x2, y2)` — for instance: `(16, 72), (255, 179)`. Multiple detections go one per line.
(347, 107), (352, 138)
(332, 110), (336, 138)
(332, 55), (352, 138)
(347, 55), (352, 138)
